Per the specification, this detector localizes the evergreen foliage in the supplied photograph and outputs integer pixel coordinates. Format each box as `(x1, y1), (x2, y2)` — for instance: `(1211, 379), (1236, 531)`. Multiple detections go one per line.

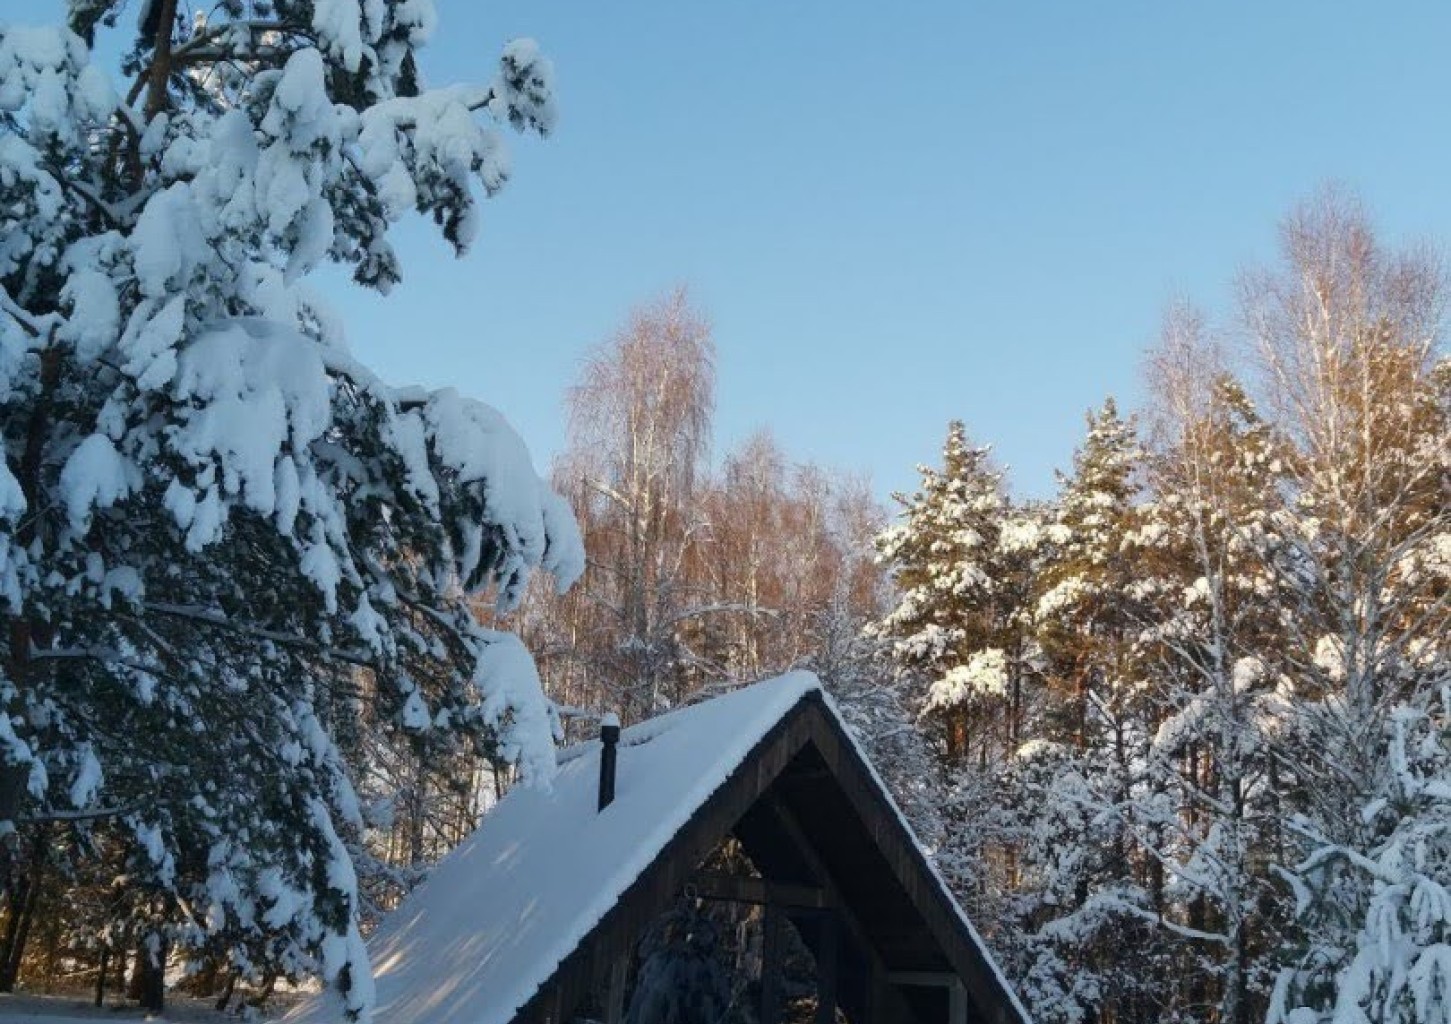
(0, 3), (578, 1017)
(869, 195), (1449, 1024)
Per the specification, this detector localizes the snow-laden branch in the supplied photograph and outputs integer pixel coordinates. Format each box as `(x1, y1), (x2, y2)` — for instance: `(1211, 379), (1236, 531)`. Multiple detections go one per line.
(143, 602), (376, 668)
(18, 804), (137, 824)
(1107, 896), (1231, 946)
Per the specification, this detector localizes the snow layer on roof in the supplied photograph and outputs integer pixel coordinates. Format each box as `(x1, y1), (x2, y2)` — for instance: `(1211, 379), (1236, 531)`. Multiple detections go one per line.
(287, 671), (821, 1024)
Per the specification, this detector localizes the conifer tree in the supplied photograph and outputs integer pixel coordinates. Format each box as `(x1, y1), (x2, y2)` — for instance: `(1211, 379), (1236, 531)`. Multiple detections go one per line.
(873, 422), (1047, 956)
(0, 3), (578, 1016)
(873, 421), (1013, 761)
(1011, 398), (1161, 1024)
(860, 195), (1447, 1024)
(1033, 397), (1145, 748)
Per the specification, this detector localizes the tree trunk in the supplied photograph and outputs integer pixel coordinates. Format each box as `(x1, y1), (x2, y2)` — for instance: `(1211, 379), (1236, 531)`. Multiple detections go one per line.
(947, 712), (968, 761)
(135, 936), (166, 1014)
(0, 859), (41, 992)
(1, 348), (64, 831)
(142, 0), (179, 123)
(94, 947), (108, 1008)
(114, 947), (129, 1001)
(0, 882), (25, 992)
(214, 969), (236, 1012)
(1075, 670), (1091, 750)
(3, 877), (38, 991)
(40, 905), (60, 993)
(185, 957), (216, 997)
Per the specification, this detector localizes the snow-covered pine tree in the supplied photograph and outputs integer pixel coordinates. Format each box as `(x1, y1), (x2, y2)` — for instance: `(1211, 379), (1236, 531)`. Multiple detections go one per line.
(1010, 398), (1165, 1024)
(1033, 397), (1146, 750)
(0, 3), (579, 1017)
(873, 421), (1017, 762)
(623, 898), (733, 1024)
(871, 422), (1047, 971)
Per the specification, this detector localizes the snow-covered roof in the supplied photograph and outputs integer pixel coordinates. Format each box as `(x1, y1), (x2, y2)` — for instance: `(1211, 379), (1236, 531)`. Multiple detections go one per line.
(289, 671), (822, 1024)
(290, 670), (1034, 1024)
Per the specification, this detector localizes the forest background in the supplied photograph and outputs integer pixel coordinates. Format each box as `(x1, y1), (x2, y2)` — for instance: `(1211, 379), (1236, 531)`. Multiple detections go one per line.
(0, 3), (1446, 1023)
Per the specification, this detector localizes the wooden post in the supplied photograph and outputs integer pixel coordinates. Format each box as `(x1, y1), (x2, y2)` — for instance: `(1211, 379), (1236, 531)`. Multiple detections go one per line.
(814, 912), (838, 1024)
(867, 962), (885, 1024)
(949, 977), (968, 1024)
(761, 904), (784, 1024)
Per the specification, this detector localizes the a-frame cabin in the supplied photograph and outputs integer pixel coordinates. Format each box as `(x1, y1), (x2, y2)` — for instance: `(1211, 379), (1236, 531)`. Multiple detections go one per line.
(289, 673), (1032, 1024)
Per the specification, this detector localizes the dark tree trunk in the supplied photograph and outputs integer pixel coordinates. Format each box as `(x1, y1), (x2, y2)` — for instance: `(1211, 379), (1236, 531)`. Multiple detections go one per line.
(2, 348), (64, 830)
(5, 879), (38, 991)
(214, 970), (237, 1012)
(136, 938), (166, 1014)
(113, 947), (128, 1001)
(40, 906), (61, 994)
(0, 883), (25, 992)
(94, 947), (109, 1008)
(0, 863), (41, 992)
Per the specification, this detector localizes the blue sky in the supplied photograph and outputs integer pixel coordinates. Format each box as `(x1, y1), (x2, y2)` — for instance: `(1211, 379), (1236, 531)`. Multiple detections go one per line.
(19, 1), (1451, 498)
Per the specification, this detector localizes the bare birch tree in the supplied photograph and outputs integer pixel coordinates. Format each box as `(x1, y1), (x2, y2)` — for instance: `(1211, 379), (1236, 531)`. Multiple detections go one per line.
(1235, 190), (1451, 1024)
(539, 289), (716, 721)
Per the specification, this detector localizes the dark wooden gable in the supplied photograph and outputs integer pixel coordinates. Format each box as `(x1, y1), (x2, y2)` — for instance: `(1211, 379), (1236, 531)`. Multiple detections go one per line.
(514, 690), (1029, 1024)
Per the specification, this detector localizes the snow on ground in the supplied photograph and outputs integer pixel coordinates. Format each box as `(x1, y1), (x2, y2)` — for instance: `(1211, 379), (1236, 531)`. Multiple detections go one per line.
(0, 993), (292, 1023)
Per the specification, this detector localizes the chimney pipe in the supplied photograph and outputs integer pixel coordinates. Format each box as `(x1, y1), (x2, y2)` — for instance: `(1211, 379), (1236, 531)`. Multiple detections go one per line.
(598, 713), (620, 812)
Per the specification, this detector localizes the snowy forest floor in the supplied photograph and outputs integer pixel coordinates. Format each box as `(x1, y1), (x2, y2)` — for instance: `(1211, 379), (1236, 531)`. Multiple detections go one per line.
(0, 994), (296, 1023)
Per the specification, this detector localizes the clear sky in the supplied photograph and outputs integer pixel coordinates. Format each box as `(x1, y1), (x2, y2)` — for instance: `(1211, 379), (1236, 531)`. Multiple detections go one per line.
(18, 1), (1451, 498)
